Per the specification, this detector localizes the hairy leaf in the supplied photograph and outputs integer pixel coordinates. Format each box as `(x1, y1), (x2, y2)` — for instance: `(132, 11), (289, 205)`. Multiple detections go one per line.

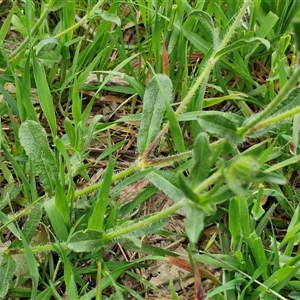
(0, 254), (16, 298)
(137, 74), (172, 154)
(197, 111), (242, 142)
(68, 230), (104, 253)
(19, 120), (57, 196)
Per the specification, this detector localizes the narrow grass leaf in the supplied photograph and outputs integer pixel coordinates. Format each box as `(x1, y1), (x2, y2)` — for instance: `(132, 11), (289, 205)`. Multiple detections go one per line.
(88, 158), (114, 230)
(19, 231), (39, 299)
(229, 197), (242, 248)
(19, 121), (57, 196)
(32, 53), (56, 136)
(98, 140), (127, 160)
(16, 55), (38, 122)
(247, 232), (268, 281)
(252, 266), (299, 300)
(44, 197), (68, 241)
(0, 254), (16, 298)
(55, 181), (70, 226)
(68, 275), (79, 300)
(0, 4), (16, 43)
(82, 115), (102, 153)
(137, 74), (173, 154)
(68, 230), (104, 253)
(0, 82), (19, 118)
(197, 111), (242, 143)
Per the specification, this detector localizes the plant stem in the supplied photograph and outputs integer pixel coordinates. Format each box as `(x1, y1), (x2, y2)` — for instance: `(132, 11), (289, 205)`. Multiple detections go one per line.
(265, 154), (300, 172)
(9, 6), (50, 61)
(238, 65), (300, 136)
(74, 162), (139, 198)
(102, 200), (185, 241)
(250, 105), (300, 133)
(142, 1), (249, 159)
(195, 169), (222, 194)
(5, 242), (68, 255)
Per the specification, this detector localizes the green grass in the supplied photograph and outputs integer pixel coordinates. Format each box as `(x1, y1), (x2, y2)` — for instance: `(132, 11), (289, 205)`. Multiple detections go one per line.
(1, 0), (300, 299)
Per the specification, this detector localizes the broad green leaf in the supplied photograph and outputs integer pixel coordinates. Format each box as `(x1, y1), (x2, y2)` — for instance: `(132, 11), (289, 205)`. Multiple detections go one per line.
(36, 37), (64, 55)
(19, 121), (57, 196)
(0, 254), (16, 298)
(95, 10), (121, 26)
(44, 0), (66, 11)
(32, 53), (56, 136)
(185, 202), (205, 244)
(224, 155), (260, 195)
(197, 111), (242, 142)
(68, 230), (104, 253)
(190, 132), (211, 187)
(153, 75), (185, 153)
(137, 74), (173, 154)
(146, 171), (184, 203)
(215, 37), (270, 59)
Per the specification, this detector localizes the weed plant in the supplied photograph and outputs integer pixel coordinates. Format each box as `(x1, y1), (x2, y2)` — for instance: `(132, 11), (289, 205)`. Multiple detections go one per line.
(1, 0), (300, 299)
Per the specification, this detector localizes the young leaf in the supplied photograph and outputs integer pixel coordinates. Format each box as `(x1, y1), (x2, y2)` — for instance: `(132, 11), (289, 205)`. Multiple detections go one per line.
(190, 132), (211, 187)
(19, 120), (58, 196)
(147, 170), (184, 203)
(189, 10), (219, 51)
(197, 111), (242, 142)
(185, 202), (205, 244)
(68, 230), (104, 253)
(137, 74), (173, 155)
(223, 155), (260, 195)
